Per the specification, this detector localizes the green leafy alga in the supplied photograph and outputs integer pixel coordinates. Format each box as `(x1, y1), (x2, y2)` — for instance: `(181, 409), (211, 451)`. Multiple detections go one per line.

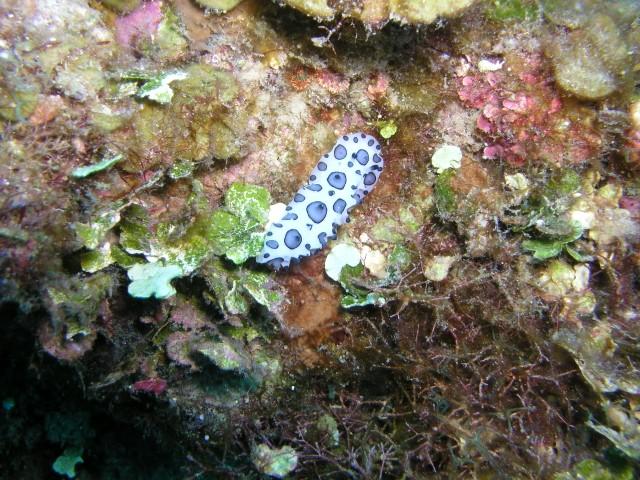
(378, 119), (398, 139)
(339, 264), (386, 309)
(522, 220), (584, 260)
(52, 447), (83, 479)
(121, 70), (188, 104)
(553, 458), (634, 480)
(70, 154), (123, 179)
(206, 182), (271, 264)
(434, 168), (457, 219)
(201, 259), (281, 317)
(127, 262), (183, 299)
(252, 444), (298, 479)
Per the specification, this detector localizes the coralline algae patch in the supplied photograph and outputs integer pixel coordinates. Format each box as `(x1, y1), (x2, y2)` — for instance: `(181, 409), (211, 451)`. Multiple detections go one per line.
(257, 132), (383, 269)
(457, 54), (602, 167)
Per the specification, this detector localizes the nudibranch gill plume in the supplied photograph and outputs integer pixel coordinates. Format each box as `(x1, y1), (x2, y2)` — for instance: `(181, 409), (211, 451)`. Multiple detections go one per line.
(257, 132), (384, 270)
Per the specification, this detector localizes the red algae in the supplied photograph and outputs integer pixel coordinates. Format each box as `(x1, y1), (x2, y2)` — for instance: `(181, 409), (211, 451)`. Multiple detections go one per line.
(115, 1), (163, 47)
(457, 54), (601, 167)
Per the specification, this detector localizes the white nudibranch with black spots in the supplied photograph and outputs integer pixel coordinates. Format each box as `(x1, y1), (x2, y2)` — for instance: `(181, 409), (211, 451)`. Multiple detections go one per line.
(257, 132), (384, 270)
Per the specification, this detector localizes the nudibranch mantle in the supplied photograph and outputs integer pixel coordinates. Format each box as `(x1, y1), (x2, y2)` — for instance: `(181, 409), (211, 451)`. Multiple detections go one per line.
(257, 132), (384, 270)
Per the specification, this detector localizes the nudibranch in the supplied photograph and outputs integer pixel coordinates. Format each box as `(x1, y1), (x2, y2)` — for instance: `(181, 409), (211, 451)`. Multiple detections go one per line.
(257, 132), (384, 270)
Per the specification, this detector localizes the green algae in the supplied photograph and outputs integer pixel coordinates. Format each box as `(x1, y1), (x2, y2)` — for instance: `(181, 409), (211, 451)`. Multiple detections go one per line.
(76, 209), (122, 250)
(339, 264), (386, 309)
(282, 0), (334, 20)
(174, 64), (239, 105)
(386, 245), (414, 280)
(554, 323), (640, 395)
(98, 0), (141, 13)
(195, 336), (251, 372)
(521, 221), (583, 260)
(242, 271), (280, 309)
(545, 3), (638, 99)
(168, 160), (195, 180)
(45, 273), (114, 347)
(54, 53), (107, 102)
(125, 63), (242, 165)
(0, 82), (40, 122)
(127, 262), (183, 300)
(588, 420), (640, 462)
(121, 70), (188, 105)
(149, 7), (189, 63)
(315, 414), (340, 447)
(252, 444), (298, 479)
(553, 458), (634, 480)
(541, 0), (598, 29)
(206, 209), (261, 264)
(52, 447), (83, 479)
(377, 119), (398, 139)
(205, 183), (270, 264)
(371, 218), (406, 244)
(202, 259), (281, 318)
(487, 0), (539, 22)
(78, 183), (269, 288)
(194, 0), (245, 12)
(119, 205), (152, 255)
(70, 154), (123, 179)
(89, 104), (127, 133)
(80, 244), (143, 273)
(434, 168), (458, 219)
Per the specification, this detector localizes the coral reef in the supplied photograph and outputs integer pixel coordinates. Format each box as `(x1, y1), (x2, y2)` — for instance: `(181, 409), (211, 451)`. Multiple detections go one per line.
(1, 0), (639, 478)
(279, 0), (477, 26)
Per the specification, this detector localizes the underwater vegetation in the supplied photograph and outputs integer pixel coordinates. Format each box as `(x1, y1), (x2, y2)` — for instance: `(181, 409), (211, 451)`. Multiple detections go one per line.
(0, 0), (639, 478)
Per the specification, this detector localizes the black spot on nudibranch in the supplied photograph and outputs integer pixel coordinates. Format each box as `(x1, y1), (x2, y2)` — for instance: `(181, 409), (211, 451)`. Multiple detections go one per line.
(356, 149), (369, 165)
(363, 172), (376, 186)
(283, 212), (298, 220)
(333, 198), (346, 213)
(263, 253), (270, 258)
(327, 172), (347, 189)
(306, 201), (327, 223)
(368, 139), (374, 146)
(307, 184), (322, 192)
(266, 240), (279, 249)
(318, 232), (328, 246)
(334, 144), (347, 159)
(267, 258), (285, 269)
(317, 161), (327, 171)
(294, 193), (305, 202)
(284, 229), (302, 249)
(373, 154), (382, 163)
(309, 174), (317, 181)
(353, 137), (359, 143)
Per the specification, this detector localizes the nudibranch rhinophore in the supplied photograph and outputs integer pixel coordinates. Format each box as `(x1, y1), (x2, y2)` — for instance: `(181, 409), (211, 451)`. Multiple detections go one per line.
(257, 132), (384, 270)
